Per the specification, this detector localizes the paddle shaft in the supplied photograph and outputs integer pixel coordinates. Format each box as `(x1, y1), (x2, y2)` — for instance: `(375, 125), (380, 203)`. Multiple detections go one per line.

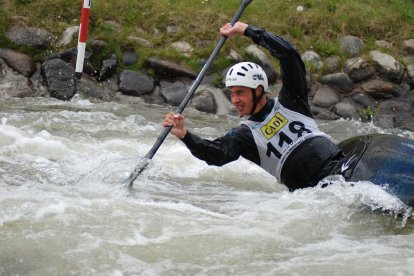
(126, 0), (253, 186)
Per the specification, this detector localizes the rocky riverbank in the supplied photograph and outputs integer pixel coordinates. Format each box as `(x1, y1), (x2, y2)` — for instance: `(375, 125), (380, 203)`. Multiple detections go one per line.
(1, 22), (414, 131)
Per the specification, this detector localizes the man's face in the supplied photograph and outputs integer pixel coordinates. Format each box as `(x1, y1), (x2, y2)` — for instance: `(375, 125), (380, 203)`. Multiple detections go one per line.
(229, 86), (253, 117)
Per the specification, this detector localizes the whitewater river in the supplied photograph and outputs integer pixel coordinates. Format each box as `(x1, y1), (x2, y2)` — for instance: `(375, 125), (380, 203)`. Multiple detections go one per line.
(1, 96), (414, 275)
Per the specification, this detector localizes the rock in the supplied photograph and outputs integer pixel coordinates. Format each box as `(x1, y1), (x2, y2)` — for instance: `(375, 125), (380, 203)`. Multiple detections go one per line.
(57, 26), (79, 47)
(227, 49), (243, 62)
(351, 91), (377, 108)
(134, 26), (147, 34)
(302, 51), (323, 70)
(0, 58), (34, 98)
(378, 100), (411, 115)
(127, 36), (152, 47)
(374, 99), (414, 131)
(140, 86), (166, 105)
(334, 100), (360, 120)
(119, 70), (154, 96)
(375, 40), (392, 49)
(122, 48), (138, 66)
(312, 86), (340, 107)
(190, 89), (216, 113)
(323, 56), (341, 74)
(245, 44), (277, 85)
(402, 55), (414, 67)
(407, 65), (414, 86)
(402, 39), (414, 55)
(144, 57), (197, 79)
(98, 54), (118, 81)
(88, 40), (108, 53)
(201, 85), (235, 115)
(82, 59), (99, 78)
(46, 48), (79, 63)
(170, 41), (193, 54)
(6, 24), (53, 47)
(166, 26), (181, 36)
(77, 75), (117, 101)
(103, 21), (122, 32)
(393, 112), (414, 131)
(393, 83), (412, 99)
(0, 48), (36, 77)
(310, 104), (339, 120)
(369, 50), (405, 83)
(196, 40), (211, 49)
(361, 79), (398, 99)
(339, 35), (364, 57)
(343, 57), (375, 82)
(152, 28), (161, 38)
(160, 81), (188, 106)
(41, 58), (76, 101)
(319, 73), (354, 94)
(374, 114), (395, 129)
(30, 63), (48, 97)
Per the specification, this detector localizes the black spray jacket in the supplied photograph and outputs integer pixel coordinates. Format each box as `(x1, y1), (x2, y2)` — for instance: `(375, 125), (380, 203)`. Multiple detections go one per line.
(181, 25), (344, 190)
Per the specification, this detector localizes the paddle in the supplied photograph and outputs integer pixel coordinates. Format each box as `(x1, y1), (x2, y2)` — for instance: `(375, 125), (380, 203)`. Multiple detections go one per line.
(123, 0), (253, 187)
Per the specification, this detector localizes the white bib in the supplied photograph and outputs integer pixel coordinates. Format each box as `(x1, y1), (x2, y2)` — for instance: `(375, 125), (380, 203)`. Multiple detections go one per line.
(243, 100), (330, 182)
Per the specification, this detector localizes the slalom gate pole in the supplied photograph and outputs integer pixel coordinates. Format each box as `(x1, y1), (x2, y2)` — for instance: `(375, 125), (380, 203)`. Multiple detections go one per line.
(75, 0), (92, 80)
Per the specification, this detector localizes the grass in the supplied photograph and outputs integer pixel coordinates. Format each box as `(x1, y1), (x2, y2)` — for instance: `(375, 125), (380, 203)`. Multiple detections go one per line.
(1, 0), (413, 74)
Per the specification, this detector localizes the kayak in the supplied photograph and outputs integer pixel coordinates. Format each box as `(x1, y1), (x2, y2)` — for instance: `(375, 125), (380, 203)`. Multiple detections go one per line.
(338, 134), (414, 207)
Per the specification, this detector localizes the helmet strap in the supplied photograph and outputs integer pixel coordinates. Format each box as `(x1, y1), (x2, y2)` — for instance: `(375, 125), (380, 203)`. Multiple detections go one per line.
(250, 87), (265, 115)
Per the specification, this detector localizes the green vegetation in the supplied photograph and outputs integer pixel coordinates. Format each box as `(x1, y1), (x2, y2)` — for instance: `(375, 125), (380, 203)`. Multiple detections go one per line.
(359, 106), (379, 122)
(1, 0), (413, 73)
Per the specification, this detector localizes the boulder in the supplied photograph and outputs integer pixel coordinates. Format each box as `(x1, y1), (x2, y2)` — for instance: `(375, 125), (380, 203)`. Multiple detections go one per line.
(6, 24), (52, 47)
(127, 36), (152, 47)
(41, 58), (76, 101)
(361, 79), (398, 99)
(334, 100), (360, 120)
(402, 39), (414, 55)
(369, 50), (405, 83)
(119, 70), (154, 96)
(302, 51), (323, 70)
(351, 91), (377, 108)
(0, 48), (36, 77)
(0, 58), (34, 98)
(323, 56), (341, 74)
(57, 26), (79, 47)
(343, 57), (375, 82)
(312, 86), (340, 108)
(160, 81), (188, 106)
(144, 58), (197, 79)
(339, 35), (364, 57)
(98, 54), (118, 81)
(319, 73), (354, 94)
(170, 41), (193, 54)
(121, 48), (138, 66)
(190, 89), (216, 114)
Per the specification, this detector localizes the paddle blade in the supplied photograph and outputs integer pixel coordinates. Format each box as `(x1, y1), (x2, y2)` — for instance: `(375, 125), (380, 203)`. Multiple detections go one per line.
(123, 157), (150, 187)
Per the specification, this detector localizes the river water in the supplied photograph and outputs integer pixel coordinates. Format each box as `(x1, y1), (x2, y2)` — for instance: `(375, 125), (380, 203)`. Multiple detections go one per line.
(1, 96), (414, 275)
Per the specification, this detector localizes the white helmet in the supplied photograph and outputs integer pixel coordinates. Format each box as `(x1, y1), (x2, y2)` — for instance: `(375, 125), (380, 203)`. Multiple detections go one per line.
(225, 62), (269, 92)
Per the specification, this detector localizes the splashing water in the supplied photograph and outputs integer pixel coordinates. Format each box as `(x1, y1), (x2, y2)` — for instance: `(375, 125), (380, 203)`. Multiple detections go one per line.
(1, 97), (414, 275)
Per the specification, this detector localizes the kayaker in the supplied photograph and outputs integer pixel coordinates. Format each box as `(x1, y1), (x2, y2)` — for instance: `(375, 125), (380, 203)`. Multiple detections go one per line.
(162, 21), (348, 191)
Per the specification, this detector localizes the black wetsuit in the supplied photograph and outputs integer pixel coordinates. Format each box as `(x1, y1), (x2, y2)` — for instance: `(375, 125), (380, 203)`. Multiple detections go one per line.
(181, 25), (345, 191)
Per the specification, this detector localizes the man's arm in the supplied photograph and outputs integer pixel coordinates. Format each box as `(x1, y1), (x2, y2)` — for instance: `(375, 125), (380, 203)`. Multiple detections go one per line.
(162, 111), (259, 166)
(181, 126), (260, 166)
(242, 24), (311, 117)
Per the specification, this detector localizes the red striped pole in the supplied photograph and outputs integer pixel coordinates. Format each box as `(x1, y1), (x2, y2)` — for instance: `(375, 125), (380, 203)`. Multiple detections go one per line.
(75, 0), (92, 79)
